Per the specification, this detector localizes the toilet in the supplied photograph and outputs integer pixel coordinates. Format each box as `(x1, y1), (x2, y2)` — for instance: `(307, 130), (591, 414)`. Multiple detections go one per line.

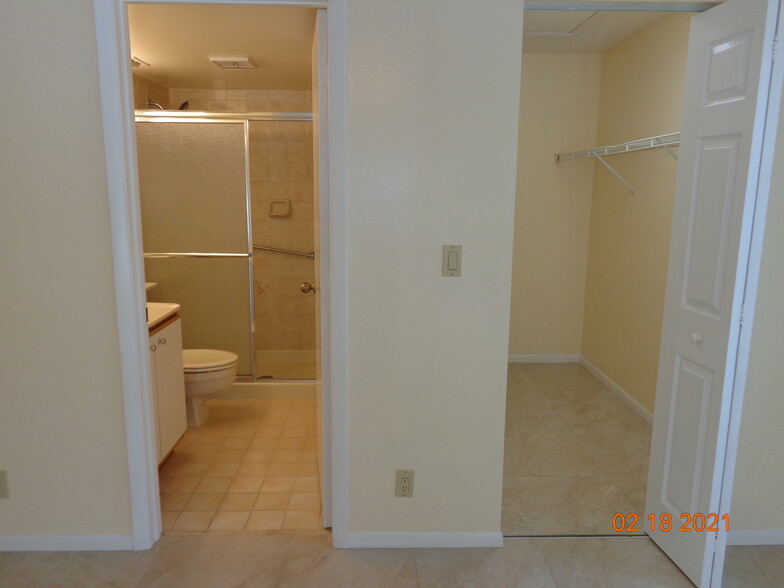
(182, 349), (238, 427)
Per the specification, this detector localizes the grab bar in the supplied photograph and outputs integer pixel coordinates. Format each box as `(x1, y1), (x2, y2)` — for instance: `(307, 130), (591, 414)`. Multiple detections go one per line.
(143, 252), (251, 259)
(253, 245), (315, 259)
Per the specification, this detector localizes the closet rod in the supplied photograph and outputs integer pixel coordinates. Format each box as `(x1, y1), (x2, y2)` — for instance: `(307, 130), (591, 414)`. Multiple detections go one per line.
(553, 132), (680, 195)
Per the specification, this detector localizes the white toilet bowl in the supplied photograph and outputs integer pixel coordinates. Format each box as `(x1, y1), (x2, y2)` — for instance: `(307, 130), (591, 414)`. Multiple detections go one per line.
(183, 349), (238, 427)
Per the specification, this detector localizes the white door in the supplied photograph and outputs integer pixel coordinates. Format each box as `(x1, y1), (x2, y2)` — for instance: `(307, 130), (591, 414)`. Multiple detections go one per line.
(311, 8), (332, 527)
(646, 0), (779, 585)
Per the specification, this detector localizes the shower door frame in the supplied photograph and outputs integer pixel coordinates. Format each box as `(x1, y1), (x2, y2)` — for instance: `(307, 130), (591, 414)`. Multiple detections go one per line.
(136, 112), (317, 382)
(93, 0), (350, 551)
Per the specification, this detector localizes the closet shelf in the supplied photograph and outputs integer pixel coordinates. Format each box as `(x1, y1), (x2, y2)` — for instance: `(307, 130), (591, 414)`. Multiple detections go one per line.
(553, 132), (680, 195)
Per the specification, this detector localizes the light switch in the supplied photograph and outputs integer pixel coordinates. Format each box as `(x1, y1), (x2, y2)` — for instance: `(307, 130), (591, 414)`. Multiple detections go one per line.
(442, 245), (462, 277)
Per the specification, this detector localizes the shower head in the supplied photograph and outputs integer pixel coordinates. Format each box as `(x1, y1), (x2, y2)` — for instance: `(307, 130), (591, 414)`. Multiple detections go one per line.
(178, 101), (190, 110)
(147, 100), (165, 110)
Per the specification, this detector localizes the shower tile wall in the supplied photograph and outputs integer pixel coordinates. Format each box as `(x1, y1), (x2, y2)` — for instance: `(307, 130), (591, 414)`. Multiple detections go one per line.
(132, 74), (170, 110)
(168, 89), (312, 114)
(249, 119), (316, 379)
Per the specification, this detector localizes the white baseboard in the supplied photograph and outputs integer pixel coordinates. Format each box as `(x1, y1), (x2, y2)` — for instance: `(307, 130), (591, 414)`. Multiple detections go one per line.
(345, 531), (503, 548)
(727, 529), (784, 545)
(508, 354), (581, 363)
(579, 357), (653, 424)
(0, 535), (135, 552)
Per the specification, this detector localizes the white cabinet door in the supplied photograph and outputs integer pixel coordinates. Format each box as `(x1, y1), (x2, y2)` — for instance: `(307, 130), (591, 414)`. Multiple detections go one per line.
(645, 0), (779, 585)
(150, 319), (187, 462)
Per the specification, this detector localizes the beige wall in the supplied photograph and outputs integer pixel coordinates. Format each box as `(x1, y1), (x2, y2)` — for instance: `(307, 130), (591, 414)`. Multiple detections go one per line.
(730, 93), (784, 531)
(508, 53), (602, 356)
(345, 0), (523, 533)
(581, 14), (691, 413)
(0, 0), (132, 536)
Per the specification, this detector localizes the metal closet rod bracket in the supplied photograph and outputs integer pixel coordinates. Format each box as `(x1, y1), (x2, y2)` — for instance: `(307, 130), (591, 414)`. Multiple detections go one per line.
(553, 132), (681, 195)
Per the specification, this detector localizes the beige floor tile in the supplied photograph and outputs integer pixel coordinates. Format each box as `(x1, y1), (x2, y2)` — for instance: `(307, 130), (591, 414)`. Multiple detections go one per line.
(209, 511), (251, 531)
(250, 437), (279, 450)
(174, 462), (210, 477)
(246, 510), (286, 530)
(415, 539), (556, 588)
(272, 450), (302, 463)
(160, 511), (179, 531)
(725, 546), (784, 587)
(278, 535), (417, 587)
(244, 449), (275, 462)
(256, 425), (284, 438)
(172, 511), (215, 531)
(297, 462), (319, 476)
(237, 462), (269, 477)
(137, 535), (288, 587)
(159, 493), (190, 512)
(254, 492), (291, 510)
(220, 493), (258, 511)
(228, 477), (265, 493)
(288, 493), (321, 510)
(282, 510), (321, 530)
(228, 426), (258, 439)
(194, 477), (232, 494)
(213, 449), (246, 463)
(161, 476), (201, 494)
(282, 425), (309, 438)
(184, 493), (224, 512)
(266, 462), (300, 477)
(277, 437), (307, 450)
(292, 476), (319, 493)
(0, 551), (155, 588)
(221, 437), (252, 450)
(261, 477), (296, 493)
(205, 462), (240, 477)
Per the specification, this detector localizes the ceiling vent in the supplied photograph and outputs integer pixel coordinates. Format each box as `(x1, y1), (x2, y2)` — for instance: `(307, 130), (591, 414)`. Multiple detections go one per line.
(131, 56), (150, 69)
(209, 57), (256, 70)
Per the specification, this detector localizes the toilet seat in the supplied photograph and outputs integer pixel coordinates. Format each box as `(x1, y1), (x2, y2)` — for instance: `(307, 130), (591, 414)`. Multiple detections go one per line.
(183, 349), (239, 374)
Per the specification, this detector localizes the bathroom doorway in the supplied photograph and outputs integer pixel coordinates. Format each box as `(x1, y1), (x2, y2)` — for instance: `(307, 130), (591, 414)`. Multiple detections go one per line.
(126, 2), (333, 536)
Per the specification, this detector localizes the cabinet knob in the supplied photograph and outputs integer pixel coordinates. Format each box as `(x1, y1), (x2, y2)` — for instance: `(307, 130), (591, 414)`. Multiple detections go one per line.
(150, 344), (157, 352)
(158, 337), (167, 345)
(690, 333), (703, 344)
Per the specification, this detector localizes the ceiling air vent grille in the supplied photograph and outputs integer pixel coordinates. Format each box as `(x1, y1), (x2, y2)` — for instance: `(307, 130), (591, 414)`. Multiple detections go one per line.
(209, 57), (256, 70)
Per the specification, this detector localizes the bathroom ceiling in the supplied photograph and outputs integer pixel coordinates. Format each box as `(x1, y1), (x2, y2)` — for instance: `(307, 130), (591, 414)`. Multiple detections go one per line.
(523, 10), (674, 52)
(128, 4), (316, 91)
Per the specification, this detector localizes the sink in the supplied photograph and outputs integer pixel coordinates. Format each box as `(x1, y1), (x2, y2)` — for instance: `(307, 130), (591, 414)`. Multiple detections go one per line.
(147, 302), (180, 329)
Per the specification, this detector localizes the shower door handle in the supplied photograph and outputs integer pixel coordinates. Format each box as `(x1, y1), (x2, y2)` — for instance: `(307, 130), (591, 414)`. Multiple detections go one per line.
(300, 282), (317, 294)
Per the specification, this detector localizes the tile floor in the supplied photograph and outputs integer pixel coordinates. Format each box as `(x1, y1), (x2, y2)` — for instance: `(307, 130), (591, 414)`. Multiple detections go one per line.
(503, 363), (651, 536)
(158, 398), (324, 534)
(0, 535), (701, 587)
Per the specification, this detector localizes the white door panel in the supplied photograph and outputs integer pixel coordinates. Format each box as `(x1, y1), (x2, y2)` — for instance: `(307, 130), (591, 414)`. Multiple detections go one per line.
(646, 0), (779, 585)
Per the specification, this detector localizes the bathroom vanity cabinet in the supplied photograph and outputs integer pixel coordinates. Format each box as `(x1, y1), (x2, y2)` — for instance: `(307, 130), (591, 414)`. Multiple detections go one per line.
(149, 317), (187, 463)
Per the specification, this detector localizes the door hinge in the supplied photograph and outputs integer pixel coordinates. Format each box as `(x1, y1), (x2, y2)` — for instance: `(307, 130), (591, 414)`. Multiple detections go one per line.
(774, 36), (780, 61)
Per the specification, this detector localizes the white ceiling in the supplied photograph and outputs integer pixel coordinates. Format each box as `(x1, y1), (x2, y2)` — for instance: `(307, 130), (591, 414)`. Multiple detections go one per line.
(523, 10), (670, 52)
(128, 4), (316, 91)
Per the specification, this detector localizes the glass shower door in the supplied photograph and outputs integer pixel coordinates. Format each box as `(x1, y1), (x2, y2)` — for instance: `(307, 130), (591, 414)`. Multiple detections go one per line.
(136, 120), (254, 377)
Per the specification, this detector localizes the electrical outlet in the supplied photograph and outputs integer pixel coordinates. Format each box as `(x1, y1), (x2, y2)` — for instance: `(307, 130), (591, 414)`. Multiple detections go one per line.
(395, 469), (414, 497)
(0, 471), (8, 499)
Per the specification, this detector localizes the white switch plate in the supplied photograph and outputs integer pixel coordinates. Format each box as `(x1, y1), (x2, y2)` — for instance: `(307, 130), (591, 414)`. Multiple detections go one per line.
(442, 245), (462, 277)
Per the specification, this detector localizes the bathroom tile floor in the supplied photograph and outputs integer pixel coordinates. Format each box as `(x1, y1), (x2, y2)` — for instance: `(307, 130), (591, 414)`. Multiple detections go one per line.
(158, 398), (325, 535)
(503, 363), (651, 536)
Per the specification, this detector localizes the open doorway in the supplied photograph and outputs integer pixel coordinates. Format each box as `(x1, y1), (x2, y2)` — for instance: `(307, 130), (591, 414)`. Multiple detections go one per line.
(507, 1), (783, 585)
(505, 8), (695, 538)
(127, 2), (331, 536)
